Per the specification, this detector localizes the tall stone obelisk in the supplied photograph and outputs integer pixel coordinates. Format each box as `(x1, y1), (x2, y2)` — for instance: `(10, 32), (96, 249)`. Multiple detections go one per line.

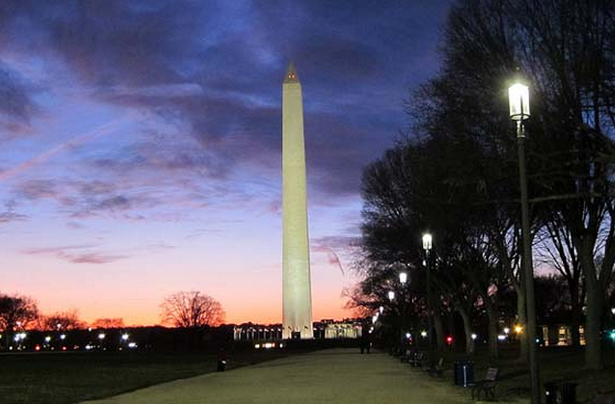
(282, 62), (313, 339)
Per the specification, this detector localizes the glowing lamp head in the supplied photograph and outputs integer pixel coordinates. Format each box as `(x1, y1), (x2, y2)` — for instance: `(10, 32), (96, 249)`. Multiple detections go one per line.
(399, 272), (408, 284)
(503, 327), (510, 334)
(471, 333), (477, 340)
(508, 82), (530, 121)
(405, 333), (411, 339)
(420, 330), (427, 338)
(446, 336), (453, 345)
(514, 325), (523, 334)
(98, 333), (105, 340)
(387, 291), (395, 301)
(379, 306), (384, 314)
(122, 333), (129, 341)
(422, 233), (432, 251)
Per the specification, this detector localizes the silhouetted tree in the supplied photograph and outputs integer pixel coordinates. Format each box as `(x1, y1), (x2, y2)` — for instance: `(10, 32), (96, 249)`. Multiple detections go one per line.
(160, 291), (225, 328)
(42, 310), (86, 331)
(411, 0), (615, 369)
(91, 318), (125, 329)
(0, 293), (39, 349)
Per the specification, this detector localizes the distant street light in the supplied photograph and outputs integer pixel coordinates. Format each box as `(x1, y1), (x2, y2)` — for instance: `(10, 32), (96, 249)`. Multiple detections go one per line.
(399, 270), (408, 351)
(422, 234), (432, 251)
(509, 78), (540, 404)
(388, 291), (395, 301)
(422, 233), (434, 353)
(98, 332), (106, 350)
(379, 306), (384, 314)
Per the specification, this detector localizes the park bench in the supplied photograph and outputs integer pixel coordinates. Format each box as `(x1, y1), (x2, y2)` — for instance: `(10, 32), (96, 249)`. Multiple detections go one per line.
(468, 367), (499, 401)
(426, 357), (445, 378)
(400, 349), (413, 363)
(409, 351), (425, 367)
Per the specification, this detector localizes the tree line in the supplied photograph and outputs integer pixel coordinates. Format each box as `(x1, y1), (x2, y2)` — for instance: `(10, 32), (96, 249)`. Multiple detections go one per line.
(350, 0), (615, 370)
(0, 290), (224, 349)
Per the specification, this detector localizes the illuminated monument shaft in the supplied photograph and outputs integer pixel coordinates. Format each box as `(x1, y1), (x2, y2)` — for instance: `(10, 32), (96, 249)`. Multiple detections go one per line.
(282, 63), (313, 339)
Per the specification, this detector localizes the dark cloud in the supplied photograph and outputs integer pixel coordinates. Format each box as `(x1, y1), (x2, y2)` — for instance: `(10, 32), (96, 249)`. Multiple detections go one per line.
(0, 210), (28, 224)
(0, 62), (37, 132)
(15, 179), (157, 219)
(310, 235), (362, 276)
(22, 244), (128, 264)
(311, 235), (362, 250)
(0, 0), (205, 87)
(1, 0), (451, 201)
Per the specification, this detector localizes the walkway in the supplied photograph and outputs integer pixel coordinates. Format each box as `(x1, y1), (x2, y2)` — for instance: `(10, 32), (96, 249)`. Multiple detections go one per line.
(81, 349), (473, 404)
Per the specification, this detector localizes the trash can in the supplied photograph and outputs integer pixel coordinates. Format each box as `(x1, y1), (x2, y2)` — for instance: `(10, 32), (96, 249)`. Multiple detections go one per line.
(453, 361), (461, 385)
(561, 382), (577, 404)
(544, 381), (559, 404)
(454, 360), (474, 387)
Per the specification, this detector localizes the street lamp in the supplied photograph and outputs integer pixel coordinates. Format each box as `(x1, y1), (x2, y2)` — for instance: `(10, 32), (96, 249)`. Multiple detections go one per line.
(509, 79), (540, 404)
(388, 291), (395, 301)
(422, 233), (434, 353)
(399, 270), (409, 349)
(422, 234), (432, 251)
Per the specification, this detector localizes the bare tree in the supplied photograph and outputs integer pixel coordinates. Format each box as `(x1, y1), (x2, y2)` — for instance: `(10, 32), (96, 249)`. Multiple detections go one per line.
(160, 291), (225, 328)
(42, 309), (86, 331)
(0, 294), (39, 349)
(91, 318), (125, 329)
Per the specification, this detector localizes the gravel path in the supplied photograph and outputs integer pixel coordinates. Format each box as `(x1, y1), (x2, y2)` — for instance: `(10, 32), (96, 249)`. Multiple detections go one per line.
(81, 348), (477, 404)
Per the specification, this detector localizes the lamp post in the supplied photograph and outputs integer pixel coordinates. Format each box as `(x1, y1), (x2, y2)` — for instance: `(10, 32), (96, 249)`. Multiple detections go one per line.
(422, 233), (433, 352)
(399, 270), (408, 350)
(509, 80), (540, 404)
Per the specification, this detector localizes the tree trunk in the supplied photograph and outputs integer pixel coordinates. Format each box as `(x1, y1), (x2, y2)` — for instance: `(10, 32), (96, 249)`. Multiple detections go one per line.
(485, 301), (499, 359)
(516, 284), (528, 362)
(458, 307), (475, 354)
(582, 246), (603, 369)
(570, 303), (581, 348)
(568, 275), (582, 348)
(433, 310), (446, 351)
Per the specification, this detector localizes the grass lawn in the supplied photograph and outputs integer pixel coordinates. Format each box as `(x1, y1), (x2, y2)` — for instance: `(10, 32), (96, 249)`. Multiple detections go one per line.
(0, 349), (287, 404)
(430, 345), (615, 403)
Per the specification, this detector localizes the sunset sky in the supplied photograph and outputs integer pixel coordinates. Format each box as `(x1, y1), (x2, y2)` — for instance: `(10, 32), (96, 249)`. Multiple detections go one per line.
(0, 0), (451, 326)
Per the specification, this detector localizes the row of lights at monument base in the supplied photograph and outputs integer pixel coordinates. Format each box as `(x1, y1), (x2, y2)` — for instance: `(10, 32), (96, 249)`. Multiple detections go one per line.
(0, 331), (138, 352)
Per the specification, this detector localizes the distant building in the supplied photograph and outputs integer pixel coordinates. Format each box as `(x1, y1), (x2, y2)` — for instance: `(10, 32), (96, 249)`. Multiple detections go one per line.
(233, 319), (363, 341)
(539, 324), (586, 346)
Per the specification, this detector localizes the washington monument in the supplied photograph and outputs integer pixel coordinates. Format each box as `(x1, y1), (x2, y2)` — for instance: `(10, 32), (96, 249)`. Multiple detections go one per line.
(282, 62), (313, 339)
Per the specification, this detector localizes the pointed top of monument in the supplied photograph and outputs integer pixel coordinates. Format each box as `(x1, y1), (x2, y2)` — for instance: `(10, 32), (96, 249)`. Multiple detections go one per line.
(284, 62), (299, 83)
